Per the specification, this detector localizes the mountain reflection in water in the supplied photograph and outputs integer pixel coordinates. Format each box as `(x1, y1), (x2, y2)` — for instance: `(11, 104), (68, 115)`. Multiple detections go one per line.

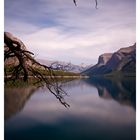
(5, 78), (136, 140)
(5, 86), (38, 120)
(84, 77), (136, 109)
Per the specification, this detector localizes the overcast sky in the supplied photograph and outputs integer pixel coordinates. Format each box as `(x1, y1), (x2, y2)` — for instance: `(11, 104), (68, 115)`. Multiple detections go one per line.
(5, 0), (136, 65)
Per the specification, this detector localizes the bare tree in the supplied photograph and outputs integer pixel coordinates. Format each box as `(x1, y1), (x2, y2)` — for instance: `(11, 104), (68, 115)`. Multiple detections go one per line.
(4, 1), (98, 108)
(4, 32), (70, 108)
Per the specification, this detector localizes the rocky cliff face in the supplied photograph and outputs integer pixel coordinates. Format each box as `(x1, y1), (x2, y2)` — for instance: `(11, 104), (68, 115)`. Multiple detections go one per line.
(4, 32), (47, 70)
(97, 53), (113, 66)
(83, 43), (136, 76)
(4, 32), (27, 66)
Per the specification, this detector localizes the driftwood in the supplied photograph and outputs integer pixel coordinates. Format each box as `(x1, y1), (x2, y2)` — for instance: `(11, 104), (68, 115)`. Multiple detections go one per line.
(4, 32), (70, 108)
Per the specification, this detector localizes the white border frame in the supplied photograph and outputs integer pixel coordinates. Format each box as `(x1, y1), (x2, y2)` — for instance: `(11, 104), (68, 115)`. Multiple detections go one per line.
(1, 0), (138, 140)
(136, 0), (139, 139)
(0, 0), (4, 139)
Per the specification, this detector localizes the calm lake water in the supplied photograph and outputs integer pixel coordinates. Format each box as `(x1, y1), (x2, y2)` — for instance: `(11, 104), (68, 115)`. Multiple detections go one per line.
(5, 77), (136, 140)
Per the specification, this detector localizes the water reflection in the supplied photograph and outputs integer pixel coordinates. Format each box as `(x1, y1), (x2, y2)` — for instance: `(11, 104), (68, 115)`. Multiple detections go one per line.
(84, 77), (136, 109)
(5, 86), (38, 120)
(5, 78), (136, 140)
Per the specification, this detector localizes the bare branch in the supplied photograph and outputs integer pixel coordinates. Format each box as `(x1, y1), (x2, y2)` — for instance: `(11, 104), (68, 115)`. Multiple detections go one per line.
(73, 0), (77, 6)
(73, 0), (98, 8)
(95, 0), (98, 9)
(4, 32), (70, 108)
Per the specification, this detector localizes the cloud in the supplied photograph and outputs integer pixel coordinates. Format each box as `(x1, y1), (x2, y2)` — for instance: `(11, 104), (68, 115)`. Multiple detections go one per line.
(20, 25), (135, 64)
(5, 0), (136, 65)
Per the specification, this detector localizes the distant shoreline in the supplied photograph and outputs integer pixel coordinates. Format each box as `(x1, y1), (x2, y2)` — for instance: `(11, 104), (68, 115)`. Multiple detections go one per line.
(4, 75), (89, 79)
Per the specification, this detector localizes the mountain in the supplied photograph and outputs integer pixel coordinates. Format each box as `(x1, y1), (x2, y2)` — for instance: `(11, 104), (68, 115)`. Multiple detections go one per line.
(37, 59), (92, 73)
(83, 43), (136, 76)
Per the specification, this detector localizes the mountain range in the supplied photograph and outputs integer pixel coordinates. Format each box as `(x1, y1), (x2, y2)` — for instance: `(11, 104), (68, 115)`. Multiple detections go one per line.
(37, 59), (92, 73)
(83, 43), (136, 76)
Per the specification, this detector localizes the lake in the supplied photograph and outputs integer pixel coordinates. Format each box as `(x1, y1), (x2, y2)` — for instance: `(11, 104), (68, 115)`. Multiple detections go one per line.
(5, 77), (136, 140)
